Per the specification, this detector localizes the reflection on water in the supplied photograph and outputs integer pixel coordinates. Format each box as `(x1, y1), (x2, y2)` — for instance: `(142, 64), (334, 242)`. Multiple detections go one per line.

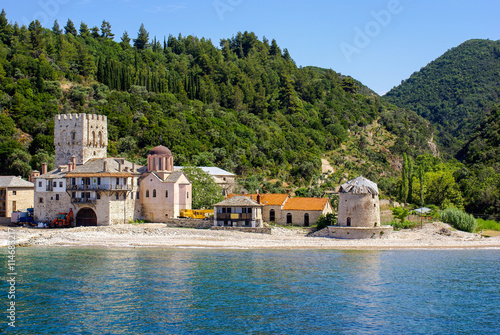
(0, 248), (498, 334)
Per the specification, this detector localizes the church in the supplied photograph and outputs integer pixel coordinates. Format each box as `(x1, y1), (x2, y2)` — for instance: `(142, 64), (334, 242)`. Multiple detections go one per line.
(34, 113), (192, 226)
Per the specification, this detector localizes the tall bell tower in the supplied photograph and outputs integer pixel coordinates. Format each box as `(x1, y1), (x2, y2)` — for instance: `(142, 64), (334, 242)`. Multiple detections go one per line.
(54, 113), (108, 167)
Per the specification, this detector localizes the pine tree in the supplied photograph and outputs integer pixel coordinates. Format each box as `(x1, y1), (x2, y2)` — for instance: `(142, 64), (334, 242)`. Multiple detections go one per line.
(28, 20), (43, 50)
(79, 22), (90, 38)
(100, 20), (114, 39)
(120, 31), (131, 49)
(0, 9), (10, 45)
(52, 20), (62, 35)
(133, 23), (149, 50)
(64, 19), (77, 36)
(90, 26), (100, 38)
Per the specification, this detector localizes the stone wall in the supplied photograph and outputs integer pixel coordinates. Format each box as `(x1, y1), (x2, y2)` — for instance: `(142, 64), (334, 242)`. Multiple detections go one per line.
(327, 226), (393, 239)
(162, 218), (212, 229)
(338, 193), (380, 227)
(210, 226), (272, 234)
(54, 113), (107, 166)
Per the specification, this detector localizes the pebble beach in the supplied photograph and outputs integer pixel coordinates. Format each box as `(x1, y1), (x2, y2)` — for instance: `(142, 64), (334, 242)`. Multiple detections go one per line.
(1, 222), (499, 249)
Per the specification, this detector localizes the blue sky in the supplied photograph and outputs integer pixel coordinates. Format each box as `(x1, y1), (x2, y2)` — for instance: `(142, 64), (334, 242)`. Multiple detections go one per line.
(2, 0), (499, 94)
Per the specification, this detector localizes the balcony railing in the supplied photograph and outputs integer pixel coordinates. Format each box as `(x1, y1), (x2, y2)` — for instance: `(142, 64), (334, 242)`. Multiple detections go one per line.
(71, 198), (96, 204)
(67, 184), (132, 191)
(216, 213), (253, 220)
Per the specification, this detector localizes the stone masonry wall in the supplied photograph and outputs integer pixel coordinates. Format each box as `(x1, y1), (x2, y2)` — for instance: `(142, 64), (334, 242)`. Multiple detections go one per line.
(338, 193), (380, 227)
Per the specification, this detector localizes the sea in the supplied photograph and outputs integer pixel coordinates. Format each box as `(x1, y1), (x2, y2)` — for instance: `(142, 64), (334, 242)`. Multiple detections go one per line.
(1, 247), (499, 335)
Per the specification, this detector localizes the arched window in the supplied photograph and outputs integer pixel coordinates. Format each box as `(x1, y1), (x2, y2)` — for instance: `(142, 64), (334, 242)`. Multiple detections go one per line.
(92, 131), (96, 146)
(286, 213), (292, 225)
(304, 213), (310, 227)
(98, 132), (102, 147)
(153, 189), (156, 197)
(165, 190), (168, 198)
(269, 209), (275, 222)
(146, 190), (150, 198)
(158, 158), (162, 170)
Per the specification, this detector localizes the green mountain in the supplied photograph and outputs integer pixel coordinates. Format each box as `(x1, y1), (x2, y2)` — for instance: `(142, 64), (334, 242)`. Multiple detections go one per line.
(384, 39), (500, 158)
(0, 10), (435, 196)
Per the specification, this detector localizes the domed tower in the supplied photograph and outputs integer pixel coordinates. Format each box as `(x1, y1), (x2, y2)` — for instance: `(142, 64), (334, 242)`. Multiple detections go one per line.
(338, 176), (380, 228)
(147, 145), (174, 174)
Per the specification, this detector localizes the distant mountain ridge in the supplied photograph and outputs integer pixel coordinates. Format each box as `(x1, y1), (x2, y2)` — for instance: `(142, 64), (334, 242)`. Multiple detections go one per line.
(383, 39), (500, 158)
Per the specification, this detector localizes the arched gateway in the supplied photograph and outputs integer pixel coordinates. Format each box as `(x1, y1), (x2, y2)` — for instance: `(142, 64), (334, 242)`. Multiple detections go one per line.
(76, 207), (97, 226)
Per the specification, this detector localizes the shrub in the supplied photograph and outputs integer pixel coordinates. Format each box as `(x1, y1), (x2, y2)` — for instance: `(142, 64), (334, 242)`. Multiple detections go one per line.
(440, 208), (477, 233)
(476, 219), (500, 232)
(316, 213), (337, 231)
(388, 219), (418, 231)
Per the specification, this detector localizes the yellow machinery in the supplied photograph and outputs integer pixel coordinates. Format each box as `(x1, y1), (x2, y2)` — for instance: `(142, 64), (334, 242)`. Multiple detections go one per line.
(179, 209), (214, 219)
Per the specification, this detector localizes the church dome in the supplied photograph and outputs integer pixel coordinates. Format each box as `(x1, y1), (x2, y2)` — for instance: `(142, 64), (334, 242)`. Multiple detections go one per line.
(149, 145), (172, 156)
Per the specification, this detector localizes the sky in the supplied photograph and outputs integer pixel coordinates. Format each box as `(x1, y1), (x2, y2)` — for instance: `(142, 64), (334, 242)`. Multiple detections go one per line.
(2, 0), (499, 95)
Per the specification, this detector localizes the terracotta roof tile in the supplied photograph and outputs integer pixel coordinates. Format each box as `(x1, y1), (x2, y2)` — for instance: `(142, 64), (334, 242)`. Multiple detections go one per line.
(282, 197), (330, 211)
(227, 193), (289, 206)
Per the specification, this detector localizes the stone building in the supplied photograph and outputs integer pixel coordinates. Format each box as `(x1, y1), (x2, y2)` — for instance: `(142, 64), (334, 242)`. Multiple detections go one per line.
(0, 176), (34, 223)
(213, 196), (263, 228)
(226, 193), (332, 226)
(329, 176), (392, 239)
(34, 113), (191, 226)
(175, 166), (236, 196)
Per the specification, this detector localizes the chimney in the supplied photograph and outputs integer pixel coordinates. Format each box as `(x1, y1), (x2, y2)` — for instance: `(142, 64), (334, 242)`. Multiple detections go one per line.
(132, 163), (135, 173)
(68, 162), (73, 172)
(103, 160), (108, 172)
(256, 189), (260, 204)
(118, 161), (122, 172)
(71, 156), (76, 170)
(41, 162), (48, 175)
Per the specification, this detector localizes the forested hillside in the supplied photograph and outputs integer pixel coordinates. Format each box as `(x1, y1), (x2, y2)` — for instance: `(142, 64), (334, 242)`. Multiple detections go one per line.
(0, 10), (434, 192)
(384, 39), (500, 158)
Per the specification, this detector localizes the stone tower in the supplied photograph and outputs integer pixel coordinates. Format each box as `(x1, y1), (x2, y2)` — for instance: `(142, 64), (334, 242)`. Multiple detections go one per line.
(338, 176), (380, 228)
(54, 114), (108, 167)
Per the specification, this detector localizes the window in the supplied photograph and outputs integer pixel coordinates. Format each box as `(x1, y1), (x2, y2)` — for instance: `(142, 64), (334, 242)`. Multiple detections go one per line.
(187, 191), (189, 199)
(116, 177), (120, 185)
(136, 191), (140, 199)
(59, 182), (63, 188)
(55, 194), (59, 201)
(72, 178), (76, 186)
(347, 217), (351, 227)
(38, 181), (42, 188)
(97, 177), (101, 186)
(165, 190), (168, 198)
(39, 198), (43, 204)
(153, 189), (156, 198)
(146, 190), (150, 198)
(115, 193), (119, 200)
(71, 132), (76, 140)
(137, 178), (140, 186)
(269, 209), (275, 222)
(97, 193), (101, 200)
(286, 213), (292, 225)
(72, 192), (76, 198)
(53, 181), (57, 187)
(12, 191), (16, 195)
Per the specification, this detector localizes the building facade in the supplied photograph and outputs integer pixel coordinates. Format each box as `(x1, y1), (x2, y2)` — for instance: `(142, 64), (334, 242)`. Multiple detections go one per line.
(34, 113), (191, 226)
(227, 193), (332, 226)
(213, 196), (263, 228)
(0, 176), (34, 223)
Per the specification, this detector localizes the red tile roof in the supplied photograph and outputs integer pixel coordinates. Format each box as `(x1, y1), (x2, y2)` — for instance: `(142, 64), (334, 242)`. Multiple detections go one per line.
(227, 193), (289, 206)
(282, 197), (330, 211)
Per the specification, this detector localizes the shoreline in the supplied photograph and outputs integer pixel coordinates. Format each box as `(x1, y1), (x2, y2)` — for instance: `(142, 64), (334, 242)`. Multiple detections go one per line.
(1, 222), (499, 250)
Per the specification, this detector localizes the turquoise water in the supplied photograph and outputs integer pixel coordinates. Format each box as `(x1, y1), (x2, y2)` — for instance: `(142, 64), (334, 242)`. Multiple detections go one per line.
(1, 248), (499, 334)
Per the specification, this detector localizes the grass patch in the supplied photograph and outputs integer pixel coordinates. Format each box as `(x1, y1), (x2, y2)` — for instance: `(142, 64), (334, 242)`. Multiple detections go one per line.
(440, 208), (477, 233)
(476, 218), (500, 232)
